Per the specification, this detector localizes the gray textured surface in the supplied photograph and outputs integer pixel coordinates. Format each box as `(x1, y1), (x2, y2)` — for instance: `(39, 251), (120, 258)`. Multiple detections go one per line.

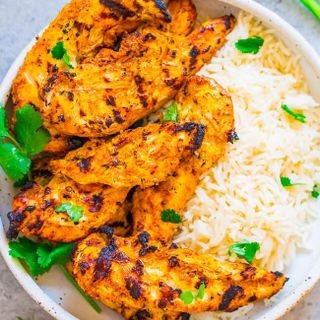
(0, 0), (319, 319)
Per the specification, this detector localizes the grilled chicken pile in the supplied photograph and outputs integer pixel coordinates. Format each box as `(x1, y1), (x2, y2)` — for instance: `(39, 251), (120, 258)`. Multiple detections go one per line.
(7, 0), (287, 318)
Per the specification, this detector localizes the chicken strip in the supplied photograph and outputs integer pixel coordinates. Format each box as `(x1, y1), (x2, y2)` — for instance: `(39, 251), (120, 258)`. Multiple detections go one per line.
(72, 231), (287, 318)
(51, 122), (205, 188)
(11, 0), (171, 152)
(166, 0), (197, 35)
(43, 16), (235, 137)
(132, 76), (235, 242)
(7, 174), (129, 242)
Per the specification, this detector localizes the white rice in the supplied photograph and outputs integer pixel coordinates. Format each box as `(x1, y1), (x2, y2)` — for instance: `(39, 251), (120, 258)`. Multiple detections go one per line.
(173, 11), (320, 319)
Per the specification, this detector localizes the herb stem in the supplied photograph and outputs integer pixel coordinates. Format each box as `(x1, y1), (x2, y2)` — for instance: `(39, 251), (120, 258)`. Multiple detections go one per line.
(7, 134), (24, 152)
(300, 0), (320, 20)
(58, 265), (102, 314)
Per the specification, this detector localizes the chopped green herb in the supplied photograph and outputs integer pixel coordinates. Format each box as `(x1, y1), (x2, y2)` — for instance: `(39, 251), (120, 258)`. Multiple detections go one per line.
(9, 237), (49, 276)
(0, 143), (31, 182)
(163, 102), (179, 122)
(16, 317), (24, 320)
(228, 240), (260, 264)
(56, 202), (84, 223)
(180, 291), (194, 304)
(235, 36), (264, 54)
(15, 105), (50, 156)
(0, 104), (49, 183)
(196, 283), (205, 299)
(180, 284), (206, 305)
(312, 184), (319, 199)
(281, 104), (306, 123)
(280, 176), (304, 187)
(51, 41), (74, 68)
(161, 209), (182, 223)
(37, 242), (74, 268)
(300, 0), (320, 20)
(9, 237), (101, 313)
(51, 41), (66, 59)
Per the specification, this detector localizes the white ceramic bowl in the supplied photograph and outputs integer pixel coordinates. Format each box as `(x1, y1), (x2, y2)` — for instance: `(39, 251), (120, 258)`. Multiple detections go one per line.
(0, 1), (319, 319)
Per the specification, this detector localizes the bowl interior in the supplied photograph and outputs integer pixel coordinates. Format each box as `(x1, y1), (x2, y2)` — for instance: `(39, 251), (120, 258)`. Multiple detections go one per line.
(0, 1), (319, 320)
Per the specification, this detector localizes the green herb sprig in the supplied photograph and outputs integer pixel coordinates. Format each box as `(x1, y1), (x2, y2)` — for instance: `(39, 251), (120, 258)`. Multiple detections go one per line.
(51, 41), (74, 69)
(163, 102), (179, 122)
(312, 184), (319, 199)
(235, 36), (264, 54)
(228, 240), (260, 264)
(161, 209), (182, 223)
(56, 202), (84, 223)
(180, 283), (206, 305)
(0, 104), (50, 183)
(281, 104), (306, 123)
(9, 237), (101, 313)
(280, 176), (305, 187)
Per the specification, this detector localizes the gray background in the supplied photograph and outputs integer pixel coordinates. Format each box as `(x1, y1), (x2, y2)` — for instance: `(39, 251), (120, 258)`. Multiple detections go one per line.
(0, 0), (319, 319)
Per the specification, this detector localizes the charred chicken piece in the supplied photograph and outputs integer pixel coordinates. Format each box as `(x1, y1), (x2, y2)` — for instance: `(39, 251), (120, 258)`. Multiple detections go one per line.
(72, 231), (287, 318)
(132, 76), (235, 242)
(42, 16), (235, 137)
(51, 122), (205, 188)
(11, 0), (171, 152)
(7, 174), (129, 242)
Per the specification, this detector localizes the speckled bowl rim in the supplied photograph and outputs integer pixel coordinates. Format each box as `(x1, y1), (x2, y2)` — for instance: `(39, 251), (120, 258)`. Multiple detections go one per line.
(0, 0), (320, 319)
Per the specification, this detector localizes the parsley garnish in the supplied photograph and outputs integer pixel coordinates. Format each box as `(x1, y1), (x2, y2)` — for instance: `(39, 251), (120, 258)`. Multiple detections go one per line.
(56, 202), (84, 223)
(280, 176), (304, 187)
(0, 104), (50, 183)
(235, 36), (264, 54)
(51, 41), (74, 69)
(161, 209), (182, 223)
(228, 240), (260, 264)
(180, 283), (206, 305)
(163, 102), (179, 122)
(300, 0), (320, 20)
(9, 237), (101, 313)
(281, 104), (306, 123)
(312, 184), (319, 199)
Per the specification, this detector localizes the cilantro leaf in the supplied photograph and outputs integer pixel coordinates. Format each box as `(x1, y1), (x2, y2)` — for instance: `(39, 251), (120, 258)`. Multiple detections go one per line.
(196, 283), (205, 300)
(235, 36), (264, 54)
(51, 41), (66, 59)
(0, 143), (31, 182)
(280, 176), (304, 187)
(161, 209), (182, 223)
(56, 202), (84, 223)
(0, 106), (10, 139)
(228, 240), (260, 264)
(163, 102), (179, 122)
(51, 41), (74, 68)
(9, 237), (49, 276)
(14, 105), (50, 156)
(300, 0), (320, 20)
(281, 104), (306, 123)
(180, 291), (194, 305)
(37, 242), (74, 268)
(312, 184), (319, 199)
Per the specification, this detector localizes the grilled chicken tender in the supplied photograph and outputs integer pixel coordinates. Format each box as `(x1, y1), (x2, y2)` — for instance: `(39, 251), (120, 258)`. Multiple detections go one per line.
(51, 122), (205, 188)
(132, 76), (235, 242)
(7, 174), (129, 242)
(11, 0), (171, 152)
(43, 15), (235, 137)
(72, 231), (287, 318)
